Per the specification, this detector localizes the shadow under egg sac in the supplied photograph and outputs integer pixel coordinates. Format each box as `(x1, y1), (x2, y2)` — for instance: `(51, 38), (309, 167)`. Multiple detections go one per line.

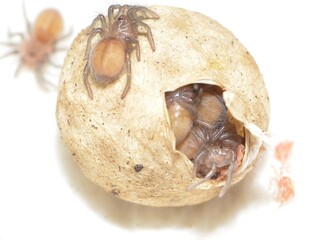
(56, 131), (270, 230)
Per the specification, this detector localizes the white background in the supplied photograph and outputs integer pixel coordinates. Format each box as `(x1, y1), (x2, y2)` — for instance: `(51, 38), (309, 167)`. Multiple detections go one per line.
(0, 0), (318, 239)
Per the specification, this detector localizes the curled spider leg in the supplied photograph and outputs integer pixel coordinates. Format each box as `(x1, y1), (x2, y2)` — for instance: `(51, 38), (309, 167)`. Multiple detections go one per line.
(144, 8), (160, 19)
(88, 14), (107, 32)
(176, 99), (198, 119)
(128, 7), (159, 20)
(121, 52), (131, 99)
(109, 4), (130, 23)
(128, 7), (147, 19)
(166, 86), (203, 117)
(108, 4), (122, 22)
(192, 145), (209, 178)
(118, 5), (130, 17)
(187, 164), (217, 191)
(132, 20), (156, 51)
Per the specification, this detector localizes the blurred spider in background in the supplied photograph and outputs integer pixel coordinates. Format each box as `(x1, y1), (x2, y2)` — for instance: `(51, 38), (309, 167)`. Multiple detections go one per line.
(0, 4), (70, 89)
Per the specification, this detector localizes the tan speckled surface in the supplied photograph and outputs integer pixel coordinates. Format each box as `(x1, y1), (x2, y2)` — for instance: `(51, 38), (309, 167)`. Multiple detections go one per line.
(56, 5), (269, 206)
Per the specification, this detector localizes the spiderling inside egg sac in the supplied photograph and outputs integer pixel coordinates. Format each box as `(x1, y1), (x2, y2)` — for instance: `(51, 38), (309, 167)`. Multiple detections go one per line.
(56, 5), (270, 206)
(165, 83), (245, 197)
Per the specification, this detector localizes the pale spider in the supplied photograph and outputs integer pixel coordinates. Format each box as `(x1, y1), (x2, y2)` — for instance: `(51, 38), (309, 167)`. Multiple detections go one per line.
(187, 123), (245, 197)
(167, 84), (245, 197)
(195, 90), (227, 130)
(0, 5), (68, 89)
(165, 84), (203, 116)
(165, 84), (203, 144)
(83, 5), (159, 99)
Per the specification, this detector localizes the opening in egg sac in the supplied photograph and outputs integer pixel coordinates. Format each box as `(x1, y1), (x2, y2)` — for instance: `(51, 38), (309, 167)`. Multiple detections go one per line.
(165, 84), (245, 195)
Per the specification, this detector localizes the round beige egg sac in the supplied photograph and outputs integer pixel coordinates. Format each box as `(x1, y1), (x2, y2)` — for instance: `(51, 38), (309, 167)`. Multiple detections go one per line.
(56, 5), (270, 207)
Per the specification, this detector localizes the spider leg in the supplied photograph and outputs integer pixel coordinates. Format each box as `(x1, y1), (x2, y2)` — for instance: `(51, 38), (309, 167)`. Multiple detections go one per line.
(108, 5), (119, 22)
(89, 14), (107, 32)
(0, 41), (19, 47)
(83, 28), (105, 100)
(0, 49), (19, 59)
(22, 0), (31, 35)
(192, 124), (208, 142)
(83, 61), (93, 99)
(192, 145), (209, 178)
(84, 28), (105, 60)
(47, 58), (62, 68)
(176, 98), (201, 120)
(119, 5), (130, 16)
(108, 5), (128, 22)
(217, 150), (236, 197)
(129, 38), (140, 61)
(219, 161), (235, 197)
(187, 163), (217, 191)
(166, 86), (202, 117)
(14, 61), (23, 78)
(56, 27), (73, 42)
(35, 69), (57, 91)
(135, 41), (140, 61)
(7, 28), (25, 41)
(128, 7), (159, 20)
(121, 52), (131, 99)
(132, 20), (156, 51)
(209, 125), (226, 142)
(53, 46), (68, 52)
(127, 7), (146, 20)
(180, 84), (203, 106)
